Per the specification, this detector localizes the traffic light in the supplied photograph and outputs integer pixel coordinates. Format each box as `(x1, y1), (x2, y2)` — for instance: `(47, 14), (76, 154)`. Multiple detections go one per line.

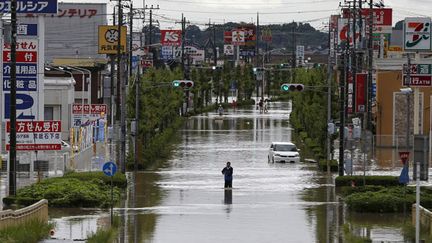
(172, 80), (194, 88)
(280, 83), (304, 92)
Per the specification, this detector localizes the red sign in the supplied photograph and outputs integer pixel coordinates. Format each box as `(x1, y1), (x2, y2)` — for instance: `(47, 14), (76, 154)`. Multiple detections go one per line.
(355, 73), (367, 113)
(6, 121), (62, 151)
(399, 151), (410, 165)
(141, 59), (153, 68)
(3, 51), (37, 62)
(7, 121), (61, 133)
(72, 104), (107, 115)
(403, 75), (432, 87)
(160, 30), (182, 46)
(342, 8), (392, 26)
(224, 31), (232, 44)
(6, 144), (61, 151)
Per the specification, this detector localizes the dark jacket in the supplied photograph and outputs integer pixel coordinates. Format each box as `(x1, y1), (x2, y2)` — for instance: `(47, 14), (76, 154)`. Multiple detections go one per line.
(221, 166), (233, 181)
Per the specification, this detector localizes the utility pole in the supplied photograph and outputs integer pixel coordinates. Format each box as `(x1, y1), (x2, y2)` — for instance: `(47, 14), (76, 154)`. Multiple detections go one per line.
(149, 9), (153, 45)
(116, 0), (126, 173)
(177, 14), (190, 78)
(327, 23), (333, 173)
(205, 21), (219, 66)
(116, 0), (123, 122)
(110, 9), (116, 126)
(256, 12), (260, 100)
(367, 0), (373, 131)
(9, 0), (17, 196)
(129, 3), (133, 78)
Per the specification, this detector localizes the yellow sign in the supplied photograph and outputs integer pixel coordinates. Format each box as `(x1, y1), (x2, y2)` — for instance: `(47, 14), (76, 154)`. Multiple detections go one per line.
(98, 25), (127, 54)
(388, 46), (403, 52)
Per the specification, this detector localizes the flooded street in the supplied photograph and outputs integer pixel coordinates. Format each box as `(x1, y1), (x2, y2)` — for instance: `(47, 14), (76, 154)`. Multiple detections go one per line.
(48, 101), (414, 242)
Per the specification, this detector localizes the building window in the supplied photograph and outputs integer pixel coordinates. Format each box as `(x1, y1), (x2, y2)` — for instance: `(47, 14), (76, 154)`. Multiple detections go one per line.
(44, 106), (54, 120)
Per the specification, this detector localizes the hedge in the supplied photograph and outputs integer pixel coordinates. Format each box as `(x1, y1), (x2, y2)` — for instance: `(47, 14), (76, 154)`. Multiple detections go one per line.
(318, 159), (338, 172)
(3, 172), (124, 208)
(344, 186), (432, 213)
(335, 175), (400, 187)
(64, 171), (127, 188)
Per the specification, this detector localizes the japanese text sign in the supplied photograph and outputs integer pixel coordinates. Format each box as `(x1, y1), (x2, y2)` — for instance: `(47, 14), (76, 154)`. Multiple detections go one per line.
(6, 121), (62, 151)
(98, 25), (127, 54)
(0, 0), (58, 14)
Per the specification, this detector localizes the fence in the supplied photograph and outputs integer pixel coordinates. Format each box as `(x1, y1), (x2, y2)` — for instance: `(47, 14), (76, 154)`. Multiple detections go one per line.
(412, 204), (432, 235)
(340, 134), (419, 175)
(0, 199), (48, 230)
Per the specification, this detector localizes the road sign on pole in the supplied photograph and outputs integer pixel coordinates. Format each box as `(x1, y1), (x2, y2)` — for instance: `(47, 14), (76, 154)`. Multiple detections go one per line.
(103, 161), (117, 226)
(103, 161), (117, 177)
(399, 151), (410, 165)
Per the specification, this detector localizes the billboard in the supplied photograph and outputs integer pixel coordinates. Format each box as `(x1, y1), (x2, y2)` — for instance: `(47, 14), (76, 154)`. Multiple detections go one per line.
(2, 38), (39, 120)
(6, 121), (62, 151)
(160, 30), (181, 46)
(402, 63), (432, 87)
(0, 0), (58, 14)
(342, 8), (392, 33)
(355, 73), (367, 113)
(22, 2), (107, 61)
(98, 25), (127, 54)
(404, 17), (431, 51)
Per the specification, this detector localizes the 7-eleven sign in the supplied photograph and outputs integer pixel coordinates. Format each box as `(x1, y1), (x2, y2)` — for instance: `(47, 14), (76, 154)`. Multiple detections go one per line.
(232, 30), (245, 45)
(404, 17), (431, 51)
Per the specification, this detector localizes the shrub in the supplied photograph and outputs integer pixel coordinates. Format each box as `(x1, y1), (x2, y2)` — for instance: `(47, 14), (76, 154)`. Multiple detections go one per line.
(64, 171), (127, 188)
(343, 186), (432, 213)
(0, 219), (53, 243)
(335, 175), (400, 187)
(318, 159), (338, 172)
(3, 177), (121, 208)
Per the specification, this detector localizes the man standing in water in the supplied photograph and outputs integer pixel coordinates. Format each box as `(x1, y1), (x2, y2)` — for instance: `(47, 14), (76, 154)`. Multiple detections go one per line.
(221, 162), (233, 188)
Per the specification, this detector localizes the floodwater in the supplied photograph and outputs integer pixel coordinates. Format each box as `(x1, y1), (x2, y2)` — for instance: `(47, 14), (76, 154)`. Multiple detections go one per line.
(47, 101), (422, 243)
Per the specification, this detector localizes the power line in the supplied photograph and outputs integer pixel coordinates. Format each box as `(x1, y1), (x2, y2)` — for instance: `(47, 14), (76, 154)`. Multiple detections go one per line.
(158, 8), (338, 15)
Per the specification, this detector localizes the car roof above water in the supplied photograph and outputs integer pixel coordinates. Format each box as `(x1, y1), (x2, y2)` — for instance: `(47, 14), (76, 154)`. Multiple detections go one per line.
(271, 142), (296, 146)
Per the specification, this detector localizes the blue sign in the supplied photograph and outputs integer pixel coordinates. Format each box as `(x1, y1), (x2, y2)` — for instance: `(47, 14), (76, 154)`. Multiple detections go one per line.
(399, 165), (409, 184)
(4, 93), (35, 119)
(0, 0), (58, 14)
(103, 162), (117, 177)
(17, 24), (38, 36)
(3, 63), (37, 77)
(3, 78), (37, 91)
(132, 56), (139, 69)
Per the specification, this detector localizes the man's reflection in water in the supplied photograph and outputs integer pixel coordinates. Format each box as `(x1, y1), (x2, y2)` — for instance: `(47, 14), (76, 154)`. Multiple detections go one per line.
(224, 189), (233, 215)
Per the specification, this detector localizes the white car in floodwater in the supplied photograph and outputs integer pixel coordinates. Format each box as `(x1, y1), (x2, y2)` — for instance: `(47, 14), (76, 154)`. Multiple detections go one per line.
(268, 142), (300, 163)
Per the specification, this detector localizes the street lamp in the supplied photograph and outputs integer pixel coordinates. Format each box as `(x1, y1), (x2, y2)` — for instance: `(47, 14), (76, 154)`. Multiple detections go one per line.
(45, 65), (75, 134)
(67, 66), (91, 105)
(61, 66), (86, 124)
(261, 48), (286, 100)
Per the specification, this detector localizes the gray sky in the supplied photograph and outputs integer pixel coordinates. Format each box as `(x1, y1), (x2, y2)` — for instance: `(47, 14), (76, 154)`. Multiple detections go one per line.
(67, 0), (432, 31)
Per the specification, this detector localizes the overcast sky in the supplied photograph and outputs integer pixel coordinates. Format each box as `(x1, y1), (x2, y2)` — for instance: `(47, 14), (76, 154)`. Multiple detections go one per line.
(66, 0), (432, 31)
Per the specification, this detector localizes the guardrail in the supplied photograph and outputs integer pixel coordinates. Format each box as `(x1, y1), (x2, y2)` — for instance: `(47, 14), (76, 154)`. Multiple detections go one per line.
(412, 204), (432, 234)
(0, 199), (48, 230)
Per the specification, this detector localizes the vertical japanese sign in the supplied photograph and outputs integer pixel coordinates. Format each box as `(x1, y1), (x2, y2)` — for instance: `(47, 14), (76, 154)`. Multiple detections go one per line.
(347, 71), (354, 114)
(355, 73), (367, 113)
(2, 39), (39, 120)
(404, 17), (431, 51)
